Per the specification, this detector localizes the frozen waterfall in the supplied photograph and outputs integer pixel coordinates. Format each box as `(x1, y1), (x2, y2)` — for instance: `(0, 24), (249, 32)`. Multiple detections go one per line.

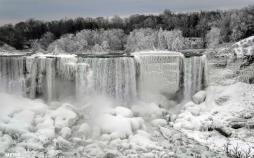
(183, 55), (208, 101)
(78, 57), (137, 103)
(133, 51), (184, 105)
(0, 51), (208, 104)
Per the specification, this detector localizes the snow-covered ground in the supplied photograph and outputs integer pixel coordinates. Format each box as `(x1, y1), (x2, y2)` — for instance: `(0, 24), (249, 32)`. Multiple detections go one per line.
(232, 36), (254, 57)
(1, 36), (254, 157)
(0, 92), (227, 158)
(174, 82), (254, 156)
(1, 82), (253, 157)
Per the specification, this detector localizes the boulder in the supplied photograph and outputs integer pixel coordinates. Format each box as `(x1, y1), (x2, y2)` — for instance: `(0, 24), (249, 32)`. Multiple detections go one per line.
(215, 96), (229, 106)
(192, 91), (206, 104)
(103, 153), (116, 158)
(151, 119), (167, 127)
(247, 122), (254, 129)
(114, 106), (133, 117)
(78, 123), (91, 137)
(214, 127), (232, 137)
(51, 104), (78, 129)
(60, 127), (72, 138)
(228, 118), (246, 129)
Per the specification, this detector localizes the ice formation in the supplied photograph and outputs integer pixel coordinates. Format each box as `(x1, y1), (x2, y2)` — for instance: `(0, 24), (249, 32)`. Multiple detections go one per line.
(0, 51), (208, 104)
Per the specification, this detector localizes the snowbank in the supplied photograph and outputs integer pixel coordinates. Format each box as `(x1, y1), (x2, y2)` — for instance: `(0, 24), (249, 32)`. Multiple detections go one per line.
(174, 82), (254, 154)
(232, 36), (254, 57)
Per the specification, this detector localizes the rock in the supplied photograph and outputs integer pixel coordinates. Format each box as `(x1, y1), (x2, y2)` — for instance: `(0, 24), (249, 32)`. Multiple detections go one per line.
(188, 106), (201, 116)
(246, 122), (254, 129)
(103, 153), (116, 158)
(228, 118), (246, 129)
(192, 91), (206, 104)
(214, 127), (232, 137)
(151, 119), (167, 127)
(243, 113), (253, 119)
(51, 104), (78, 129)
(78, 123), (91, 137)
(215, 96), (229, 106)
(0, 134), (13, 153)
(242, 111), (253, 119)
(55, 136), (71, 150)
(115, 106), (133, 117)
(60, 127), (72, 138)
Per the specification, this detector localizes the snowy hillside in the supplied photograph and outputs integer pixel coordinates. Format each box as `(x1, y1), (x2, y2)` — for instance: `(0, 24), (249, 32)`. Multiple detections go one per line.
(232, 36), (254, 58)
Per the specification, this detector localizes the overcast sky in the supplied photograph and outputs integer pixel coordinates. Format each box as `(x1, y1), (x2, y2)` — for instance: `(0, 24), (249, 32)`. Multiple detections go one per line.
(0, 0), (253, 26)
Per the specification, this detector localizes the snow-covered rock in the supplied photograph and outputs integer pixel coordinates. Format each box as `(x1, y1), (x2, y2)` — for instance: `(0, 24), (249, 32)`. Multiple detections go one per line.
(151, 119), (167, 127)
(50, 104), (78, 129)
(0, 134), (13, 153)
(114, 106), (133, 117)
(36, 116), (55, 142)
(215, 96), (229, 106)
(60, 127), (72, 138)
(95, 114), (133, 138)
(78, 123), (91, 137)
(131, 102), (164, 119)
(129, 130), (157, 149)
(192, 91), (206, 104)
(232, 36), (254, 58)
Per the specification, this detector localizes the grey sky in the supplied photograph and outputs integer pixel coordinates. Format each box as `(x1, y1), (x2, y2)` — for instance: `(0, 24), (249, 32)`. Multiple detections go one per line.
(0, 0), (253, 25)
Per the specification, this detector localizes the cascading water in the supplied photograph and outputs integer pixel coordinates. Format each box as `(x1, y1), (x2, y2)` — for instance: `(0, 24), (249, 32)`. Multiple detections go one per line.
(0, 56), (26, 95)
(183, 55), (208, 101)
(75, 63), (93, 100)
(0, 51), (208, 104)
(133, 51), (184, 105)
(78, 57), (137, 103)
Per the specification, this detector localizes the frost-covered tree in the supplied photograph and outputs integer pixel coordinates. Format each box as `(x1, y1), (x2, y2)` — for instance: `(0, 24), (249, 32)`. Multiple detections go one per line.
(126, 28), (157, 52)
(157, 28), (167, 50)
(206, 27), (221, 48)
(164, 29), (184, 51)
(126, 28), (184, 52)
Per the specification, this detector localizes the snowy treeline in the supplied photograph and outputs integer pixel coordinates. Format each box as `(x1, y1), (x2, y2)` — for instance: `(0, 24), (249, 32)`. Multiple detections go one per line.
(43, 28), (191, 54)
(47, 29), (126, 54)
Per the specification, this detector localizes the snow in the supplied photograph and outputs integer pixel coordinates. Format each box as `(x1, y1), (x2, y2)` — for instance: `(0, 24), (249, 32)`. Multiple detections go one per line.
(60, 127), (72, 138)
(192, 90), (206, 104)
(131, 102), (164, 119)
(114, 106), (133, 117)
(132, 50), (183, 57)
(151, 119), (167, 127)
(129, 130), (157, 149)
(0, 134), (13, 154)
(94, 106), (145, 139)
(0, 52), (253, 157)
(232, 36), (254, 57)
(174, 82), (254, 154)
(50, 104), (78, 129)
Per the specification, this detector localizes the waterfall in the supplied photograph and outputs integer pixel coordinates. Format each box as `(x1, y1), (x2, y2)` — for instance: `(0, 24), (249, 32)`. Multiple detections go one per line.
(75, 63), (92, 100)
(78, 57), (137, 103)
(133, 51), (184, 104)
(183, 55), (207, 101)
(0, 52), (208, 104)
(0, 56), (25, 95)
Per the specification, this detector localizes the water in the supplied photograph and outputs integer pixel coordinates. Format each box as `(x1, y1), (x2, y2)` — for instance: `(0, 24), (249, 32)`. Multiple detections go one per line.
(0, 52), (208, 104)
(78, 57), (137, 104)
(183, 55), (208, 101)
(0, 56), (25, 95)
(133, 51), (184, 104)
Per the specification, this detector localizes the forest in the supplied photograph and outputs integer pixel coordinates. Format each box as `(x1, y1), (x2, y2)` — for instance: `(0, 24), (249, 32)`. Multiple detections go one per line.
(0, 5), (253, 52)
